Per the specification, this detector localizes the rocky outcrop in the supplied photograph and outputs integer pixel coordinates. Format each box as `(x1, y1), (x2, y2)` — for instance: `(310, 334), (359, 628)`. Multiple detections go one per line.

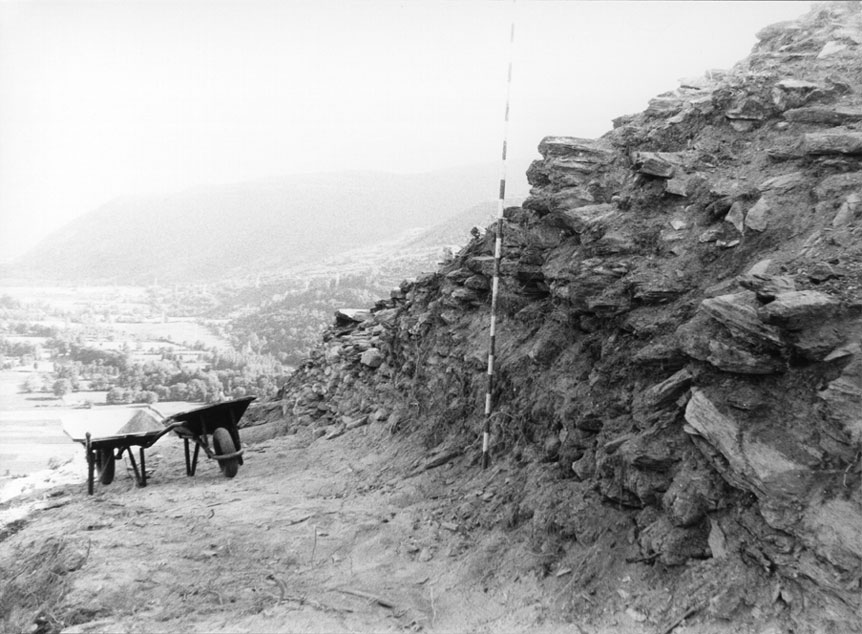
(251, 3), (862, 632)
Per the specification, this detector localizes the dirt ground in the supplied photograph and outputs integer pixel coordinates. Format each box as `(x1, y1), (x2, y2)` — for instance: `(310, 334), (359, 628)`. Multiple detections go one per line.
(0, 423), (784, 634)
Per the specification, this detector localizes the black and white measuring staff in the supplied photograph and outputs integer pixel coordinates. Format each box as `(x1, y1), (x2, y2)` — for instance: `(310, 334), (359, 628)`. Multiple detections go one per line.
(483, 10), (515, 470)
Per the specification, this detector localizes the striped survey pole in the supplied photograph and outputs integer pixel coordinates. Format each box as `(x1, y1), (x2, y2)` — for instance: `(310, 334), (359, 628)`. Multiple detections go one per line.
(483, 10), (515, 470)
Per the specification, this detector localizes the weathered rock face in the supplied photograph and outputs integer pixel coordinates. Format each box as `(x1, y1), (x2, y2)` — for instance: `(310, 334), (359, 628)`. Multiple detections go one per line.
(252, 3), (862, 632)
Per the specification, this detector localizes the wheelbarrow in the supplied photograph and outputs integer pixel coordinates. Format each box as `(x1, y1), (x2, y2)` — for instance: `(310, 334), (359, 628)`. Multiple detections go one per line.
(63, 396), (255, 495)
(165, 396), (255, 479)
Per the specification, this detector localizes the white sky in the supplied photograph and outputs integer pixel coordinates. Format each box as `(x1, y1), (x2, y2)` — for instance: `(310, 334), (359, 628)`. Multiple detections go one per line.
(0, 0), (809, 263)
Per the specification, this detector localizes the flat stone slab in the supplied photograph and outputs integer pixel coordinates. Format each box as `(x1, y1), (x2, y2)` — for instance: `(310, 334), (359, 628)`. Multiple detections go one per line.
(685, 390), (813, 499)
(758, 290), (840, 330)
(632, 151), (686, 178)
(700, 292), (784, 348)
(803, 131), (862, 155)
(784, 107), (862, 125)
(537, 136), (614, 161)
(335, 308), (372, 324)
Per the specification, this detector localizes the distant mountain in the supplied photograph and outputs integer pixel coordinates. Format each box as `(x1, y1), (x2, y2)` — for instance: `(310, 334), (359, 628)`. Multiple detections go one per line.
(4, 165), (524, 285)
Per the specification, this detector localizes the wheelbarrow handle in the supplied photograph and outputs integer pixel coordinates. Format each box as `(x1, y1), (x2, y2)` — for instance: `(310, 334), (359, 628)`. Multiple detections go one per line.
(153, 420), (186, 442)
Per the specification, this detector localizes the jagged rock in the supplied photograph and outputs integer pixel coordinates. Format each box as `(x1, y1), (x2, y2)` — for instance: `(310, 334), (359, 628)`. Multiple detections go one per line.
(542, 435), (561, 462)
(335, 308), (372, 325)
(465, 255), (496, 277)
(632, 341), (689, 370)
(819, 354), (862, 443)
(638, 515), (710, 566)
(586, 286), (631, 316)
(463, 275), (490, 291)
(698, 227), (724, 243)
(662, 458), (724, 527)
(447, 287), (481, 305)
(818, 40), (848, 58)
(758, 172), (804, 192)
(737, 273), (796, 302)
(784, 106), (862, 125)
(724, 201), (745, 234)
(676, 312), (717, 362)
(664, 175), (690, 196)
(374, 308), (399, 325)
(589, 230), (635, 256)
(747, 260), (772, 276)
(744, 196), (771, 232)
(513, 263), (545, 283)
(574, 411), (604, 432)
(524, 224), (568, 250)
(537, 136), (614, 162)
(809, 262), (839, 283)
(757, 290), (840, 330)
(707, 339), (786, 374)
(700, 292), (784, 348)
(619, 433), (679, 473)
(530, 186), (596, 214)
(792, 324), (845, 361)
(831, 192), (862, 227)
(528, 323), (567, 366)
(359, 348), (384, 369)
(543, 203), (617, 235)
(445, 268), (472, 283)
(803, 130), (862, 155)
(771, 78), (821, 111)
(630, 273), (688, 304)
(571, 451), (595, 481)
(725, 96), (771, 126)
(637, 368), (693, 414)
(597, 441), (672, 508)
(631, 151), (684, 178)
(685, 389), (815, 499)
(647, 95), (683, 117)
(542, 153), (614, 188)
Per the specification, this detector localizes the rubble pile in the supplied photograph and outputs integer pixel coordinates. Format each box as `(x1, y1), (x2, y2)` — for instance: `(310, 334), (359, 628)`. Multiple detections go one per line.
(249, 3), (862, 631)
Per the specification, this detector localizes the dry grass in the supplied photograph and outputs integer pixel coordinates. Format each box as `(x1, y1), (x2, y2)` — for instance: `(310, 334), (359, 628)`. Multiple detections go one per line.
(0, 536), (89, 634)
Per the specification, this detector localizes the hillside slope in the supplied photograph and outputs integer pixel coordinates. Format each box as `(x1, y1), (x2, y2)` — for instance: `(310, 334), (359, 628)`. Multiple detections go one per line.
(5, 165), (513, 284)
(249, 3), (862, 632)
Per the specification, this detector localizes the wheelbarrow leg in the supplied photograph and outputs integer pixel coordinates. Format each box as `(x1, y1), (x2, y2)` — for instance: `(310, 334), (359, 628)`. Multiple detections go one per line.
(126, 447), (143, 486)
(86, 433), (94, 495)
(191, 441), (200, 476)
(139, 448), (147, 487)
(184, 438), (192, 476)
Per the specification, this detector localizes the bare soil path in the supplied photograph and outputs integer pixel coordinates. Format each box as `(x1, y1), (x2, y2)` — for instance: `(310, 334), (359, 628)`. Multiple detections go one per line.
(4, 419), (773, 634)
(2, 424), (622, 634)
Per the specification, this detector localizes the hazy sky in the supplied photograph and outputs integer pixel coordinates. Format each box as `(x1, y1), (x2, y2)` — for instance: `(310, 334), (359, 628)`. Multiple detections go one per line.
(0, 0), (809, 263)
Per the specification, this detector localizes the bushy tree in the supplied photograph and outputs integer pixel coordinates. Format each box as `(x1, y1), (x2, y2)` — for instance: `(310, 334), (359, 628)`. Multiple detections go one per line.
(52, 378), (72, 399)
(169, 382), (189, 401)
(106, 387), (131, 404)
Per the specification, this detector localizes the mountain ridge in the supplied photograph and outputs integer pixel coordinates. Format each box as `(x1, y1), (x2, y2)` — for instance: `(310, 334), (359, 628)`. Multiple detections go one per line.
(4, 163), (525, 285)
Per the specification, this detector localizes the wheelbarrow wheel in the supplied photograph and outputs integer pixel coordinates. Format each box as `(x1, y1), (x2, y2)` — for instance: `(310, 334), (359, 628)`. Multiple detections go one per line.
(212, 427), (239, 478)
(97, 449), (115, 485)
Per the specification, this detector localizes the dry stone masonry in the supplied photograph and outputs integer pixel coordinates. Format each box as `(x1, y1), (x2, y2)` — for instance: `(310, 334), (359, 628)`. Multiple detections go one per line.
(247, 3), (862, 631)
